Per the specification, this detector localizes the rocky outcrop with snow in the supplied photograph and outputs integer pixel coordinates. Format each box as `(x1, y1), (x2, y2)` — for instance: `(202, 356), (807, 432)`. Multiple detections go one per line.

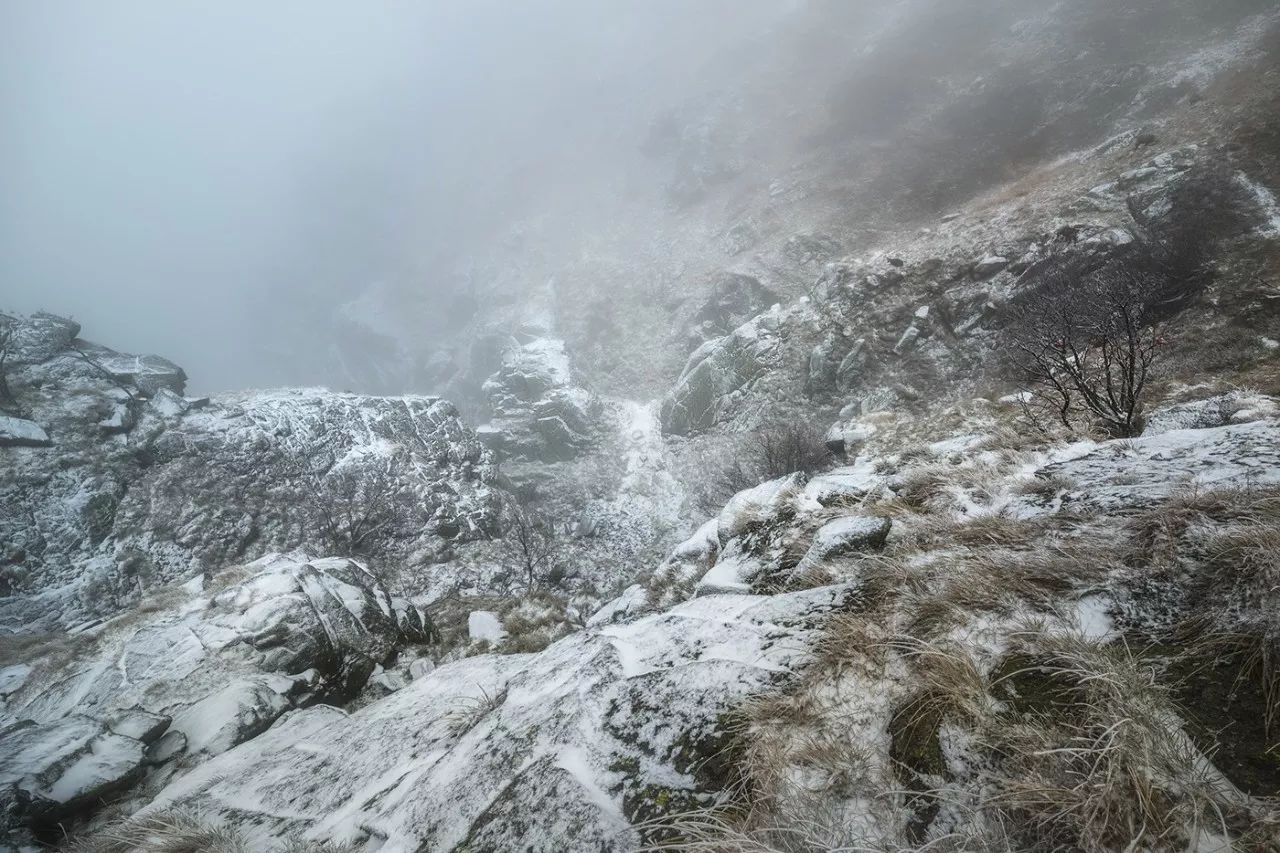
(133, 584), (846, 851)
(478, 337), (601, 464)
(0, 553), (425, 841)
(0, 314), (500, 630)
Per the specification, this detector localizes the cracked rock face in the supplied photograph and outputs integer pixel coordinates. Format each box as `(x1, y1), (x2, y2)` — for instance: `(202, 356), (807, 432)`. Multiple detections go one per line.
(0, 315), (501, 629)
(659, 307), (785, 435)
(0, 553), (423, 837)
(478, 337), (601, 463)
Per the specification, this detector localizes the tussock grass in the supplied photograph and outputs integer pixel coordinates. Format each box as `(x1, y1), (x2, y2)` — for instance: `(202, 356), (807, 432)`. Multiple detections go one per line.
(64, 810), (358, 853)
(978, 634), (1258, 853)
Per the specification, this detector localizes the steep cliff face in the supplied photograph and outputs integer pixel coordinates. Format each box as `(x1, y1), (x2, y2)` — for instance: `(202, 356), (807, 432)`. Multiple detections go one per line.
(0, 313), (501, 632)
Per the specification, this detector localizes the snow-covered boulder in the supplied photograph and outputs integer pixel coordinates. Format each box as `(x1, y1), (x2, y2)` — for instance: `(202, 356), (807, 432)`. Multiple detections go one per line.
(0, 312), (81, 366)
(0, 417), (50, 447)
(0, 554), (425, 814)
(797, 516), (891, 569)
(660, 309), (784, 435)
(0, 715), (147, 834)
(479, 337), (601, 462)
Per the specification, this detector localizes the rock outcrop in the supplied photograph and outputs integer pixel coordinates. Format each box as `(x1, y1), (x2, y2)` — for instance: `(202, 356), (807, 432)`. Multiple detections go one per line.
(478, 338), (601, 463)
(0, 553), (425, 839)
(0, 315), (500, 629)
(132, 584), (847, 851)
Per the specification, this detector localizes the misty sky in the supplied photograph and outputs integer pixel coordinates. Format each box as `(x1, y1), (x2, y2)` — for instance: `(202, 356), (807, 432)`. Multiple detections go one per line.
(1, 1), (785, 392)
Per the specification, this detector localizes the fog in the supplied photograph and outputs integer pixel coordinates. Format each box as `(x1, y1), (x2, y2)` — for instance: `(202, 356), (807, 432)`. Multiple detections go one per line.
(1, 1), (790, 392)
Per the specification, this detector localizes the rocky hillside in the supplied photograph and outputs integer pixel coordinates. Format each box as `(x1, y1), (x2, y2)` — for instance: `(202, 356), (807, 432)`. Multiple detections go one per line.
(4, 1), (1280, 851)
(0, 313), (500, 633)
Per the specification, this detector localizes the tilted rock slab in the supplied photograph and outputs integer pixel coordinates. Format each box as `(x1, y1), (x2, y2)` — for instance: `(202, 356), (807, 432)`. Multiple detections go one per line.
(135, 585), (850, 852)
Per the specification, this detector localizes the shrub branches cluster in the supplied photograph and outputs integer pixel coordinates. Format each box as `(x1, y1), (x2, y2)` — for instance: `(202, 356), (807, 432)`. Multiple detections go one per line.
(696, 421), (833, 515)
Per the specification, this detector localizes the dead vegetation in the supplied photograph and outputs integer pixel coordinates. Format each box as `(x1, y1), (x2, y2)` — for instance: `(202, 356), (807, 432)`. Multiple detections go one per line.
(64, 810), (356, 853)
(695, 421), (833, 515)
(644, 477), (1280, 851)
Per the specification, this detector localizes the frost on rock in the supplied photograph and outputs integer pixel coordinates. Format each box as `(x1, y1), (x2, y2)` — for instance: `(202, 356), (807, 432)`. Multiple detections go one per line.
(0, 416), (50, 447)
(1039, 420), (1280, 510)
(659, 308), (784, 435)
(479, 337), (601, 463)
(0, 715), (146, 833)
(0, 553), (425, 835)
(793, 515), (891, 576)
(140, 585), (849, 852)
(0, 319), (500, 628)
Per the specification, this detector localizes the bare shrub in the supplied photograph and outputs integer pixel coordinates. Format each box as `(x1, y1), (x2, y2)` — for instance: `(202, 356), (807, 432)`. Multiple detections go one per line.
(697, 422), (832, 515)
(297, 458), (416, 557)
(1006, 258), (1170, 438)
(495, 494), (563, 592)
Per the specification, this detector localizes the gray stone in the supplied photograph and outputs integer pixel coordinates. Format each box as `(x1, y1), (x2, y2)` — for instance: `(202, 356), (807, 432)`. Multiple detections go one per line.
(0, 417), (50, 447)
(107, 708), (171, 744)
(794, 515), (891, 576)
(835, 339), (867, 391)
(661, 313), (780, 435)
(1, 312), (81, 366)
(0, 715), (146, 829)
(973, 255), (1010, 278)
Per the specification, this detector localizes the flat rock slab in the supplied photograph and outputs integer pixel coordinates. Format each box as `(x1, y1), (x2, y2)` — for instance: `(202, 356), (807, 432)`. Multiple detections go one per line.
(0, 417), (50, 447)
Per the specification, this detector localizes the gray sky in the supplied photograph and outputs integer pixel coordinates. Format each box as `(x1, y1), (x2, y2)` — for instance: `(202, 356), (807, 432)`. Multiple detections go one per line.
(1, 1), (784, 391)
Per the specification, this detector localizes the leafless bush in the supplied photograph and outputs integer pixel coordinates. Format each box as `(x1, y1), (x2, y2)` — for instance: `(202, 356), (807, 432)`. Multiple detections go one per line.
(495, 494), (563, 592)
(697, 421), (832, 515)
(1007, 259), (1170, 438)
(296, 457), (417, 557)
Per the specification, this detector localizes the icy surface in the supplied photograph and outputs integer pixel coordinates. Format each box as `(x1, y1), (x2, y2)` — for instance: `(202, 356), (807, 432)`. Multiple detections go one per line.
(1039, 420), (1280, 510)
(143, 585), (848, 851)
(0, 416), (50, 446)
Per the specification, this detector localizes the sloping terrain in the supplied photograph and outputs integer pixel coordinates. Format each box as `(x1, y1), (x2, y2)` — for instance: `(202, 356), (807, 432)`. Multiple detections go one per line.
(3, 2), (1280, 851)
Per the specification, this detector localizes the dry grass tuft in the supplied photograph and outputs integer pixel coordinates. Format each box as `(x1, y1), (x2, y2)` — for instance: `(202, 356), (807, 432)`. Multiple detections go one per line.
(979, 634), (1256, 853)
(64, 810), (356, 853)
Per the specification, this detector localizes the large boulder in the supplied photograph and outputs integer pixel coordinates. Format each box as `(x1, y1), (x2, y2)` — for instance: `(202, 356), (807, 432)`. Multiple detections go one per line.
(0, 417), (50, 447)
(91, 351), (188, 397)
(479, 337), (600, 462)
(0, 715), (147, 834)
(0, 312), (81, 367)
(660, 309), (783, 435)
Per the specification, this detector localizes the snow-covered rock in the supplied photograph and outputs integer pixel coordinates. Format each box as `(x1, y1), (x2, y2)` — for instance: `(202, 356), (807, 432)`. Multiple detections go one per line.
(796, 516), (891, 570)
(0, 417), (50, 447)
(660, 308), (784, 435)
(0, 715), (147, 833)
(1039, 419), (1280, 510)
(479, 337), (601, 462)
(468, 610), (507, 644)
(0, 553), (426, 836)
(0, 323), (501, 628)
(138, 585), (850, 851)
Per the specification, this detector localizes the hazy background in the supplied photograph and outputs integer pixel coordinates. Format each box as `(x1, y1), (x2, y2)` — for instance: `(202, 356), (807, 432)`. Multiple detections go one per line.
(0, 0), (789, 392)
